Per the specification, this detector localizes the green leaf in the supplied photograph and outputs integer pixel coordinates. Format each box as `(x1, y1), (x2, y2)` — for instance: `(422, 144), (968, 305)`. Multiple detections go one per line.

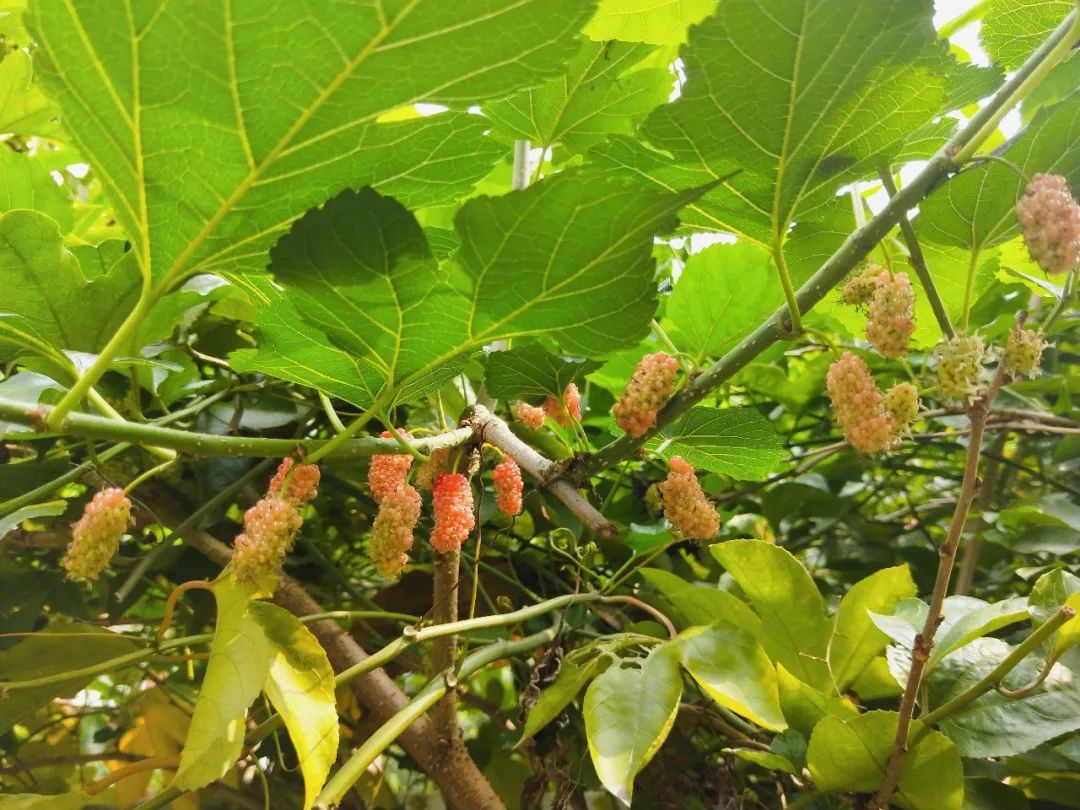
(930, 596), (1030, 667)
(927, 637), (1080, 758)
(711, 540), (831, 688)
(722, 748), (798, 775)
(518, 653), (610, 745)
(918, 94), (1080, 250)
(584, 647), (683, 806)
(173, 580), (274, 791)
(0, 50), (60, 138)
(1029, 569), (1080, 661)
(980, 0), (1075, 69)
(807, 711), (963, 810)
(776, 665), (857, 737)
(0, 149), (72, 232)
(484, 345), (601, 401)
(639, 568), (762, 636)
(644, 0), (948, 238)
(584, 0), (716, 45)
(0, 622), (145, 733)
(677, 625), (786, 730)
(0, 792), (96, 810)
(250, 602), (339, 810)
(829, 565), (917, 691)
(29, 0), (592, 284)
(0, 500), (66, 541)
(486, 40), (672, 156)
(656, 407), (784, 481)
(662, 242), (782, 363)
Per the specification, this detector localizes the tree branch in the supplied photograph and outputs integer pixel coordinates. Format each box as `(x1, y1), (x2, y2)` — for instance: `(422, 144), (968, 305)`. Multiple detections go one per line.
(432, 549), (462, 749)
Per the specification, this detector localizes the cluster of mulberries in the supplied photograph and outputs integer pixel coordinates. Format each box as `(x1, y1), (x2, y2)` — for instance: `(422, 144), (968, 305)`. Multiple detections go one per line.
(884, 382), (920, 437)
(61, 488), (133, 582)
(841, 265), (886, 307)
(493, 458), (524, 517)
(613, 352), (679, 438)
(1016, 173), (1080, 276)
(1003, 326), (1045, 378)
(415, 447), (451, 490)
(826, 353), (896, 453)
(866, 272), (916, 358)
(369, 431), (414, 502)
(543, 383), (582, 426)
(232, 493), (304, 585)
(430, 473), (475, 553)
(514, 401), (547, 430)
(658, 456), (718, 540)
(934, 335), (987, 401)
(368, 485), (423, 579)
(268, 457), (320, 506)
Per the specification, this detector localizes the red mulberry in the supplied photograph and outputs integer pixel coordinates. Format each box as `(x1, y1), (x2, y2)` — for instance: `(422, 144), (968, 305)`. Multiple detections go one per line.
(884, 382), (919, 437)
(1016, 173), (1080, 275)
(268, 457), (321, 506)
(826, 352), (895, 453)
(369, 485), (422, 579)
(369, 431), (413, 503)
(430, 473), (475, 554)
(61, 488), (132, 582)
(934, 335), (987, 401)
(658, 456), (718, 540)
(232, 496), (303, 585)
(514, 401), (546, 430)
(866, 272), (915, 358)
(1003, 327), (1044, 378)
(842, 265), (886, 307)
(613, 352), (679, 438)
(493, 458), (524, 517)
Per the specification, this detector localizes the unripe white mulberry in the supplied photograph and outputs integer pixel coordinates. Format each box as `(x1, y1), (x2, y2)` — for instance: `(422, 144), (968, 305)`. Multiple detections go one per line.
(61, 488), (132, 582)
(826, 352), (895, 454)
(884, 382), (919, 437)
(866, 272), (916, 358)
(1016, 173), (1080, 275)
(431, 473), (474, 553)
(614, 352), (679, 438)
(369, 485), (422, 579)
(1002, 327), (1044, 378)
(658, 456), (719, 540)
(934, 335), (987, 401)
(415, 447), (451, 491)
(842, 265), (886, 307)
(493, 458), (524, 517)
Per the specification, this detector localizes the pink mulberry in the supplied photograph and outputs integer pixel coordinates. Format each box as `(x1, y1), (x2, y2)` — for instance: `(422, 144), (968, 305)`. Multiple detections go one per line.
(268, 457), (321, 506)
(543, 383), (583, 427)
(61, 488), (132, 582)
(232, 496), (303, 585)
(842, 265), (886, 307)
(369, 431), (413, 503)
(514, 401), (546, 430)
(431, 473), (475, 554)
(369, 485), (422, 579)
(866, 272), (916, 358)
(613, 352), (679, 438)
(493, 458), (524, 517)
(415, 447), (451, 490)
(826, 352), (895, 454)
(658, 456), (718, 540)
(1016, 173), (1080, 275)
(1003, 327), (1044, 378)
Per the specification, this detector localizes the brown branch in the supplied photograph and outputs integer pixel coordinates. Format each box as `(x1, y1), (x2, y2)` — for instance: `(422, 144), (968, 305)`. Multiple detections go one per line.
(954, 432), (1007, 596)
(466, 404), (617, 539)
(432, 549), (462, 750)
(870, 373), (1005, 809)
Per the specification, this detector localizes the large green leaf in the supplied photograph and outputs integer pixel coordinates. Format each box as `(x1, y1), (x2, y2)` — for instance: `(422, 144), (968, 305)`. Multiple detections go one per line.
(929, 596), (1030, 667)
(677, 625), (786, 730)
(655, 407), (784, 481)
(918, 94), (1080, 250)
(776, 665), (857, 737)
(828, 565), (916, 692)
(644, 0), (947, 239)
(640, 568), (762, 636)
(980, 0), (1075, 70)
(927, 637), (1080, 758)
(584, 647), (683, 806)
(584, 0), (715, 45)
(711, 541), (831, 688)
(173, 580), (274, 791)
(1029, 569), (1080, 661)
(486, 40), (672, 156)
(0, 623), (145, 733)
(0, 149), (72, 232)
(250, 602), (339, 810)
(0, 50), (60, 138)
(484, 345), (601, 401)
(29, 0), (592, 284)
(807, 711), (963, 810)
(662, 242), (781, 363)
(237, 173), (703, 404)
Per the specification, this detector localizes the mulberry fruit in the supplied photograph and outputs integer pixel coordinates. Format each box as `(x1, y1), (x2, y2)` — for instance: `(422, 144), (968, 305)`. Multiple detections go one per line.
(493, 458), (524, 517)
(1016, 173), (1080, 275)
(866, 272), (916, 358)
(514, 401), (546, 430)
(826, 352), (895, 453)
(430, 473), (475, 554)
(884, 382), (919, 437)
(369, 431), (413, 503)
(543, 383), (583, 426)
(232, 496), (303, 585)
(934, 335), (987, 401)
(842, 265), (886, 307)
(1002, 327), (1044, 378)
(61, 488), (132, 582)
(658, 456), (718, 541)
(369, 485), (422, 579)
(415, 447), (451, 490)
(268, 457), (321, 506)
(613, 352), (679, 438)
